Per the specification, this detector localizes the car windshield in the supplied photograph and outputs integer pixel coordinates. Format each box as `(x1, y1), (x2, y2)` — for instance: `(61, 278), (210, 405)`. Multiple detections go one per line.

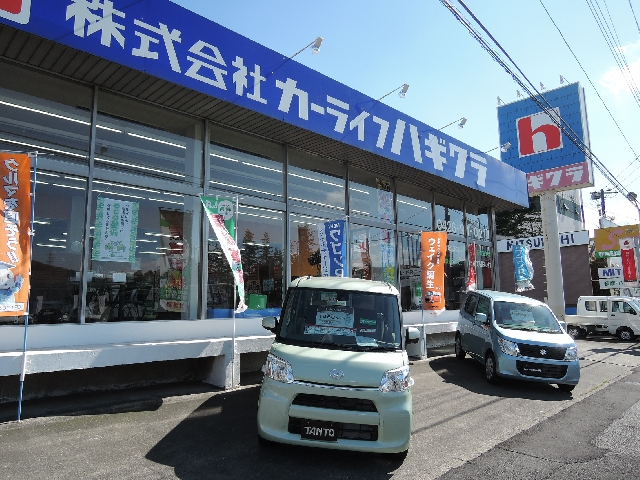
(493, 301), (562, 333)
(277, 287), (402, 350)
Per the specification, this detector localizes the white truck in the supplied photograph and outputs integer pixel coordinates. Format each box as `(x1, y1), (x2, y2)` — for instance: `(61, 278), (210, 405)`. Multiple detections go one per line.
(565, 296), (640, 341)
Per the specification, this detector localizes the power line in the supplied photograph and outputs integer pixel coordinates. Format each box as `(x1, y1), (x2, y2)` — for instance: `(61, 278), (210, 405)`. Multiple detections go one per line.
(539, 0), (639, 176)
(629, 0), (640, 33)
(440, 0), (638, 211)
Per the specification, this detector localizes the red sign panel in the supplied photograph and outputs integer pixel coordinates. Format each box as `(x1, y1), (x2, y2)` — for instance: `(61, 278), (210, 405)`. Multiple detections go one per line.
(527, 161), (591, 194)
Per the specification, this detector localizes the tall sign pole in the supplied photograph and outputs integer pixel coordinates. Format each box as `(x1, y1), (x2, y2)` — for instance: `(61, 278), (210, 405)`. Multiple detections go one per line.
(540, 191), (565, 320)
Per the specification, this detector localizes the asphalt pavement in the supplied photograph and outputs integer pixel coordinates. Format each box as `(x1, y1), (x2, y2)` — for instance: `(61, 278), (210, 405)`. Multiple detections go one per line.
(0, 339), (638, 479)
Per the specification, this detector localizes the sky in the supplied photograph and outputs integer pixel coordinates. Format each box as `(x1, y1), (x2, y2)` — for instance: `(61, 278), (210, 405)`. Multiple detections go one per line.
(173, 0), (640, 234)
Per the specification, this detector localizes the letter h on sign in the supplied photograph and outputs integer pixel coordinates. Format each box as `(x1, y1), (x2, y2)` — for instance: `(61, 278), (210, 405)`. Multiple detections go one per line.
(517, 109), (562, 157)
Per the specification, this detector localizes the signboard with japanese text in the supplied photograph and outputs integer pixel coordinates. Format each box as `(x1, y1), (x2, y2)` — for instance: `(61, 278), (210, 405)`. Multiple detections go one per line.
(497, 83), (593, 194)
(318, 219), (346, 277)
(420, 231), (446, 310)
(200, 195), (247, 313)
(91, 197), (139, 263)
(0, 0), (528, 207)
(0, 153), (31, 316)
(594, 224), (640, 258)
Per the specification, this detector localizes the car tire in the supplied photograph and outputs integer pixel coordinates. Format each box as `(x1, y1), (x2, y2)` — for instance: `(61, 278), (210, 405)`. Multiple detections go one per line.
(386, 449), (408, 462)
(567, 326), (581, 339)
(557, 383), (575, 392)
(485, 352), (499, 385)
(617, 327), (635, 341)
(454, 334), (466, 360)
(257, 434), (274, 447)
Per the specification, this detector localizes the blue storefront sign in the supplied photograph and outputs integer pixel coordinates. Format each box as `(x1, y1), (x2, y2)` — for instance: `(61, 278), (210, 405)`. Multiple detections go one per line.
(0, 0), (528, 206)
(497, 83), (593, 194)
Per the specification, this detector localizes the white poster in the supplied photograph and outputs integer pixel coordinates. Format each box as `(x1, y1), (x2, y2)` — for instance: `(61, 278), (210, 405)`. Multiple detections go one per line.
(91, 197), (139, 263)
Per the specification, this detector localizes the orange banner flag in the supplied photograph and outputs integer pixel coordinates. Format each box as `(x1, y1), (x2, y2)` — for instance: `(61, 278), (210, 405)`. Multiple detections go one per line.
(0, 153), (32, 316)
(420, 231), (447, 310)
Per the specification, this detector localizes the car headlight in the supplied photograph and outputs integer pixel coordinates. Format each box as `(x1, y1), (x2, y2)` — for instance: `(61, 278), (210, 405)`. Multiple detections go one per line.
(564, 346), (579, 362)
(498, 337), (520, 357)
(379, 365), (414, 392)
(263, 353), (294, 383)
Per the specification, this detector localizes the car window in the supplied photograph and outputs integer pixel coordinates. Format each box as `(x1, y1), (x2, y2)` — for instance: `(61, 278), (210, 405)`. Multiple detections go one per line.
(464, 294), (478, 316)
(493, 301), (562, 333)
(475, 296), (491, 321)
(623, 302), (636, 314)
(612, 301), (622, 312)
(277, 287), (402, 350)
(599, 301), (608, 312)
(584, 301), (596, 311)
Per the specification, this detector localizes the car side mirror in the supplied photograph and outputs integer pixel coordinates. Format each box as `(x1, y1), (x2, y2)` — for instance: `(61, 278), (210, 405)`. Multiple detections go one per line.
(476, 312), (488, 324)
(405, 326), (420, 345)
(262, 316), (277, 333)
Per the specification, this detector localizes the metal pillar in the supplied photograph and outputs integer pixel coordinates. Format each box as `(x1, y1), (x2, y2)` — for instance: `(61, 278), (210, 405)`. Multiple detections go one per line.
(540, 191), (565, 320)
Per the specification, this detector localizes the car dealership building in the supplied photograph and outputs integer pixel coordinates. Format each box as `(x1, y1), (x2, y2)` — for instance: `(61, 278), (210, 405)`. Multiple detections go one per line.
(0, 0), (528, 400)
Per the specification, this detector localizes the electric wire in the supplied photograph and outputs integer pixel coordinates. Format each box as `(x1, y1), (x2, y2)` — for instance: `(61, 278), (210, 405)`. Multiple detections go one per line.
(440, 0), (638, 212)
(630, 0), (640, 33)
(539, 0), (639, 174)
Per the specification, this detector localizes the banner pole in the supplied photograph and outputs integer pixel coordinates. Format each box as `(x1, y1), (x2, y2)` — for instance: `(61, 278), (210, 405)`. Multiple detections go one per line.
(18, 152), (37, 422)
(231, 195), (239, 389)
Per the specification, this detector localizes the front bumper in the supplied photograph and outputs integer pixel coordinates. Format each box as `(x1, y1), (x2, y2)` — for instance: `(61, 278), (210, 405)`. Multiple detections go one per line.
(495, 353), (580, 385)
(257, 376), (412, 453)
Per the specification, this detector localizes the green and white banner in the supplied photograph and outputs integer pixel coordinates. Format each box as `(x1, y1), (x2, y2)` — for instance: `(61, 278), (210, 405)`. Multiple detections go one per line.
(200, 195), (247, 313)
(92, 197), (139, 263)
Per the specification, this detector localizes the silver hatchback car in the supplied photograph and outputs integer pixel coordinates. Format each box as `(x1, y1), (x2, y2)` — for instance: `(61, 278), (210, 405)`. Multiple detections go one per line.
(455, 291), (580, 392)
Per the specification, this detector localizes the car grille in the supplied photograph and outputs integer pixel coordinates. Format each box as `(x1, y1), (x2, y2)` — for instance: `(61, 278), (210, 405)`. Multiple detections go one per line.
(292, 394), (378, 412)
(516, 361), (568, 379)
(518, 344), (566, 360)
(288, 417), (378, 441)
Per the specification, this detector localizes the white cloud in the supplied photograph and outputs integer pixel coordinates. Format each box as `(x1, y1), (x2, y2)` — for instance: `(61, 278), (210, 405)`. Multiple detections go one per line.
(600, 40), (640, 95)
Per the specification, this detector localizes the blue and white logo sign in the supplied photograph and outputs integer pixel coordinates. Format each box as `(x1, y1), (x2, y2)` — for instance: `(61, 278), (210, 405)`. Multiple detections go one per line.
(0, 0), (528, 206)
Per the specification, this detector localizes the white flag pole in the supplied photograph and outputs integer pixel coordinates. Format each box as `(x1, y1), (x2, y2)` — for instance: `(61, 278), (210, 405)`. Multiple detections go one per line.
(231, 195), (239, 389)
(18, 152), (37, 422)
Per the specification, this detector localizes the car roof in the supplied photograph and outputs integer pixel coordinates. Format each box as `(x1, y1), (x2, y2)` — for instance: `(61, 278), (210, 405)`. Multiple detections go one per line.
(289, 276), (399, 295)
(472, 290), (545, 305)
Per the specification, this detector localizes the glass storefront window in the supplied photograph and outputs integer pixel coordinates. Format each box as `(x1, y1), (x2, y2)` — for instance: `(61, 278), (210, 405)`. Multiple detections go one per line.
(475, 244), (493, 290)
(288, 148), (345, 215)
(207, 203), (284, 317)
(350, 224), (396, 283)
(86, 183), (201, 322)
(209, 124), (284, 201)
(0, 63), (92, 166)
(435, 193), (464, 236)
(96, 91), (203, 184)
(289, 212), (332, 280)
(20, 173), (87, 325)
(444, 240), (466, 310)
(398, 231), (422, 312)
(397, 181), (432, 230)
(349, 167), (394, 224)
(466, 204), (490, 242)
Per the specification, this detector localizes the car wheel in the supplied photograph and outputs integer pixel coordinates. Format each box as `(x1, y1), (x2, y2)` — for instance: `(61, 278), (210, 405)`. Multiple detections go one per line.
(557, 383), (575, 392)
(617, 328), (635, 341)
(567, 326), (581, 339)
(485, 352), (499, 384)
(257, 434), (274, 447)
(386, 449), (408, 462)
(454, 334), (466, 360)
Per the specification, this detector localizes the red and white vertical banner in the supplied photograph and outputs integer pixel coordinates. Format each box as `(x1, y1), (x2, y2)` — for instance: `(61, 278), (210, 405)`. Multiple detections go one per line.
(0, 153), (31, 316)
(619, 237), (638, 286)
(466, 243), (477, 292)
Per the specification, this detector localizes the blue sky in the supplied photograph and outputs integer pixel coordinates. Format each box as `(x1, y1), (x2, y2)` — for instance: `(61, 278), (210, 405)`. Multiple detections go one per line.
(173, 0), (640, 232)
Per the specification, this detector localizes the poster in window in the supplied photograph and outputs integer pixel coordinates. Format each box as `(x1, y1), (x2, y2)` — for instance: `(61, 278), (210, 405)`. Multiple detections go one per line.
(92, 197), (139, 263)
